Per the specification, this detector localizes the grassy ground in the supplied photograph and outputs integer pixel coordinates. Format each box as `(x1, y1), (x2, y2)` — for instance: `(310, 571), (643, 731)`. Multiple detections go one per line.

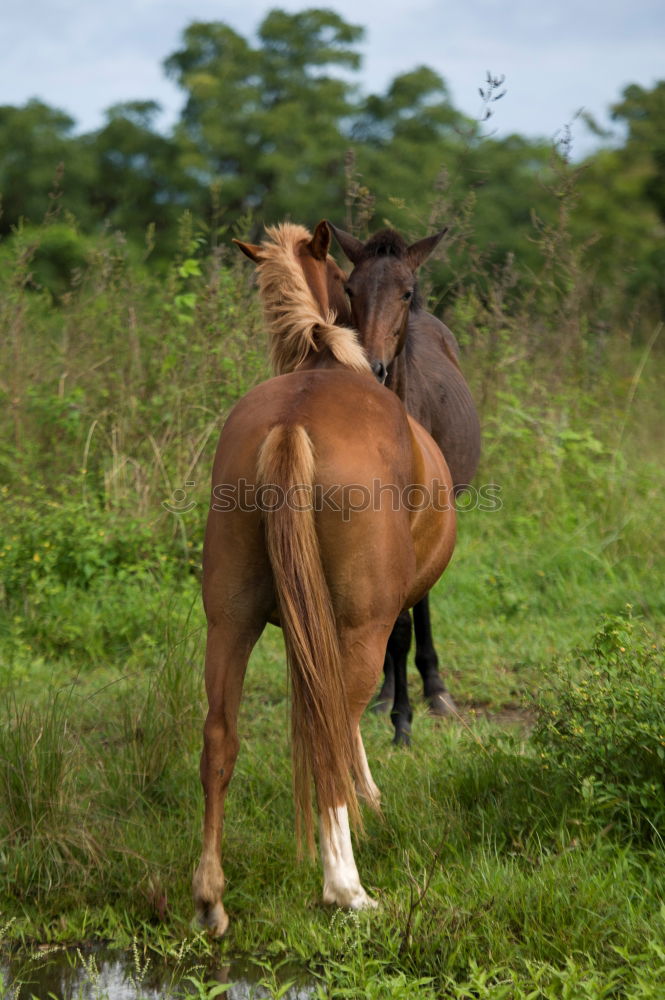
(1, 223), (665, 998)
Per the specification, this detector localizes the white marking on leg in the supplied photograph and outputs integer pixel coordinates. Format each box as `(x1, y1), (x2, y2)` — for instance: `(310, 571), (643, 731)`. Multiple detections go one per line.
(320, 805), (378, 909)
(355, 728), (381, 809)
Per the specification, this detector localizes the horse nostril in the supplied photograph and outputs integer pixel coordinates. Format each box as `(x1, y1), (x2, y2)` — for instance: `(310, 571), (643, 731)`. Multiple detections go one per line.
(371, 360), (387, 384)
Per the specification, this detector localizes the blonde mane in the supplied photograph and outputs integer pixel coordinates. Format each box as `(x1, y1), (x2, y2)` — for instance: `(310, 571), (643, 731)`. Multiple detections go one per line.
(255, 223), (371, 377)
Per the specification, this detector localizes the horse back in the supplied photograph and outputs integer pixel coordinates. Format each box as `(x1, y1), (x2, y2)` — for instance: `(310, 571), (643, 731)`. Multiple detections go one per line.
(205, 369), (453, 625)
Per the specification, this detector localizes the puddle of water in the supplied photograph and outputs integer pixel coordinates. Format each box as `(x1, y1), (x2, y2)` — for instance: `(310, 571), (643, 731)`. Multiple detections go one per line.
(1, 948), (316, 1000)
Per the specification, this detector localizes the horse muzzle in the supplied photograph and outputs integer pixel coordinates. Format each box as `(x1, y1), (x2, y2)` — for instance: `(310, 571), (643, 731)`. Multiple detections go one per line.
(370, 360), (388, 384)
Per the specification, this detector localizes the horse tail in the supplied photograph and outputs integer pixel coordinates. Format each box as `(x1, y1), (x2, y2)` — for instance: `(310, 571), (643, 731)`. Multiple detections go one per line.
(257, 424), (362, 854)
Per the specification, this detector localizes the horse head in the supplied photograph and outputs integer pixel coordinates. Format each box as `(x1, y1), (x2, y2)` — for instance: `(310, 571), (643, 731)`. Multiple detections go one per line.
(234, 220), (351, 328)
(327, 223), (447, 382)
(233, 222), (368, 376)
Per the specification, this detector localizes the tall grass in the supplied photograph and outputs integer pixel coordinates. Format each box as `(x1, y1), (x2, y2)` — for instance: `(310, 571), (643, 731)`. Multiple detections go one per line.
(0, 690), (102, 900)
(0, 216), (267, 519)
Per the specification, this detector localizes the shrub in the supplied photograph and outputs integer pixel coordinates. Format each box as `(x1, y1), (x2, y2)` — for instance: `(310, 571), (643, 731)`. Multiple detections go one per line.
(0, 483), (187, 602)
(531, 610), (665, 839)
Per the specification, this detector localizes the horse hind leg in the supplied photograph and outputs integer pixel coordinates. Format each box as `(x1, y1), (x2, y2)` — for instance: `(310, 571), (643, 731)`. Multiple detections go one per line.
(319, 729), (381, 910)
(193, 619), (261, 936)
(320, 804), (378, 910)
(319, 625), (386, 910)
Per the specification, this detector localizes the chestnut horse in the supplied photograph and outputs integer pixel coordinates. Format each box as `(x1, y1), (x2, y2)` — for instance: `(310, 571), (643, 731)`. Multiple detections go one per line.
(328, 223), (481, 745)
(193, 223), (456, 934)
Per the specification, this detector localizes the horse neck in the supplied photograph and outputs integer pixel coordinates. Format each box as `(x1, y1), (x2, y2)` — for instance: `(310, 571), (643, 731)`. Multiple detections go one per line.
(386, 315), (435, 434)
(298, 345), (352, 373)
(386, 335), (411, 400)
(257, 244), (370, 377)
(385, 310), (482, 487)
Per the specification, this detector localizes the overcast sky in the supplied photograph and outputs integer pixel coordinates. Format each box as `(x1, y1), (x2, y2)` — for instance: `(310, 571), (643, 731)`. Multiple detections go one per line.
(2, 0), (664, 158)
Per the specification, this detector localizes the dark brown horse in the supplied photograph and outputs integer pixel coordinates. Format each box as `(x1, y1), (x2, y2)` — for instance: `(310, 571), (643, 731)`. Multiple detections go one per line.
(193, 223), (456, 934)
(327, 223), (481, 745)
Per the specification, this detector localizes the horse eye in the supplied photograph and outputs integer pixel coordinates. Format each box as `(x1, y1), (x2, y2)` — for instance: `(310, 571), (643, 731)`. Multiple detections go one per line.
(402, 290), (413, 301)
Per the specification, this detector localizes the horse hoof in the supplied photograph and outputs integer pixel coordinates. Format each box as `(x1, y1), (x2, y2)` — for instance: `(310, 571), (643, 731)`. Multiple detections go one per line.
(349, 890), (379, 911)
(392, 726), (411, 748)
(427, 690), (458, 718)
(195, 901), (229, 937)
(324, 885), (379, 910)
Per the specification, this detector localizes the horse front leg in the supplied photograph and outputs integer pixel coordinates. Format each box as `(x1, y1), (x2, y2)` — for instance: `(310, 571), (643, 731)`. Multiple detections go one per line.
(372, 653), (395, 714)
(412, 595), (457, 717)
(193, 621), (258, 936)
(387, 610), (413, 746)
(354, 726), (381, 810)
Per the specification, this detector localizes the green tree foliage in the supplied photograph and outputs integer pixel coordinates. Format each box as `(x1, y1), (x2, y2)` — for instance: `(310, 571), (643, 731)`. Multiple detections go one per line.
(612, 81), (665, 222)
(0, 13), (662, 321)
(164, 9), (363, 222)
(610, 82), (665, 315)
(351, 66), (472, 228)
(571, 81), (665, 319)
(83, 101), (195, 251)
(0, 100), (95, 231)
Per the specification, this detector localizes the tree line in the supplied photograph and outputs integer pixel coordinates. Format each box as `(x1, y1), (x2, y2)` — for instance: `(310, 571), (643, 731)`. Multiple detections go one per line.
(1, 8), (663, 321)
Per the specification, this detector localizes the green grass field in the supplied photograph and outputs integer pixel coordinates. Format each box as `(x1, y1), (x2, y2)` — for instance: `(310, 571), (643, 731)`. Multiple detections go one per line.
(1, 226), (665, 998)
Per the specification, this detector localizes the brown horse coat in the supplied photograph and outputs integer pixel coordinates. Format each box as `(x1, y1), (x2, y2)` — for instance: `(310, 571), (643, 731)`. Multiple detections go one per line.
(326, 223), (481, 735)
(328, 224), (481, 490)
(193, 224), (455, 934)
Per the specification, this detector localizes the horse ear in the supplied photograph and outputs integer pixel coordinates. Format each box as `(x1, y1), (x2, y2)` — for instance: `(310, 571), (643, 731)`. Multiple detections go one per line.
(232, 239), (264, 263)
(308, 220), (331, 261)
(406, 228), (448, 270)
(326, 222), (365, 266)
